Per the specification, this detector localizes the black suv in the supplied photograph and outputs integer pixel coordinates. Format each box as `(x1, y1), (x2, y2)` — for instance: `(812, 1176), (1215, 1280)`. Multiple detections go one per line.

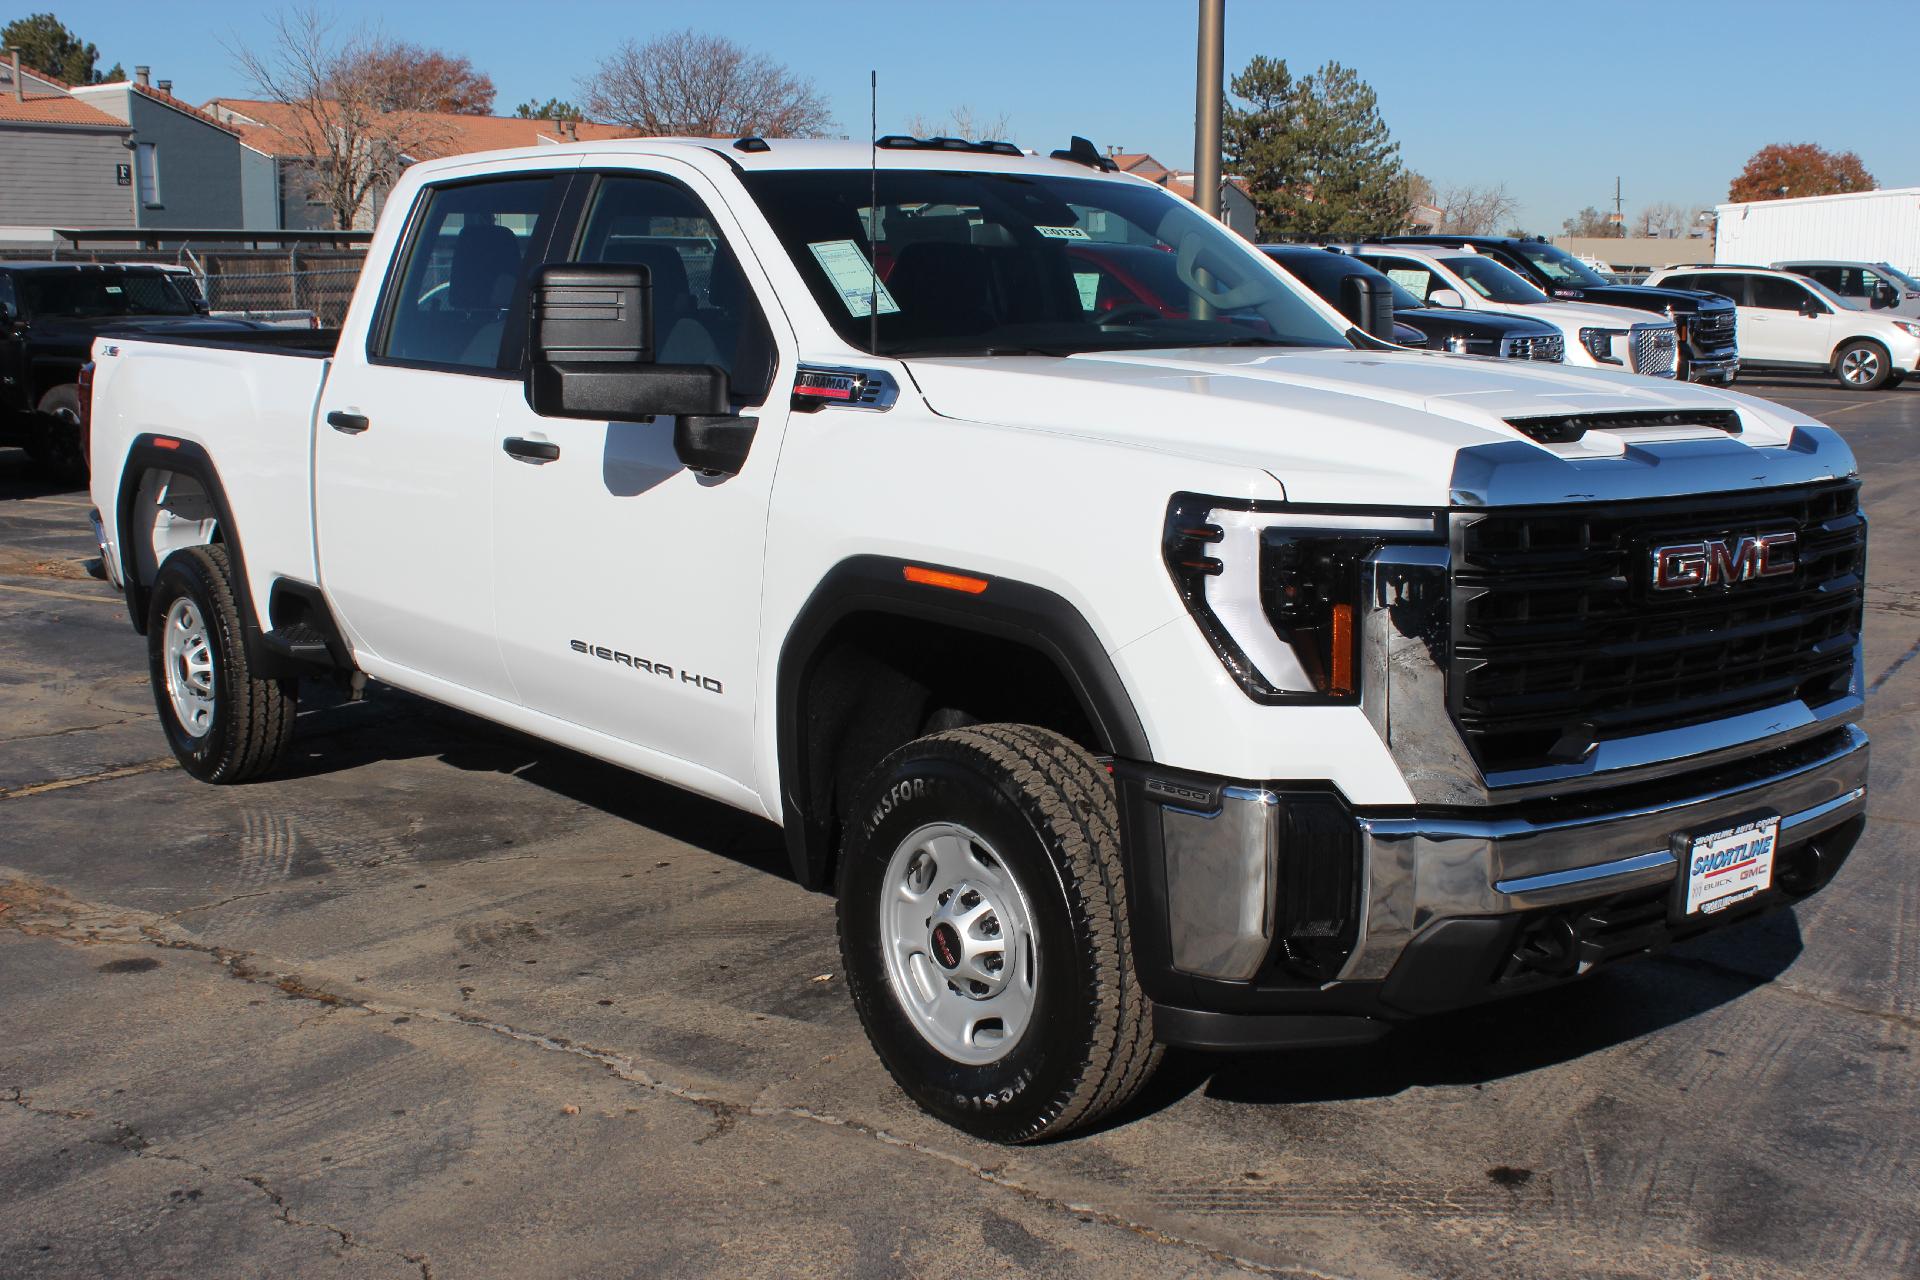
(1263, 245), (1566, 362)
(1381, 235), (1739, 383)
(0, 263), (269, 484)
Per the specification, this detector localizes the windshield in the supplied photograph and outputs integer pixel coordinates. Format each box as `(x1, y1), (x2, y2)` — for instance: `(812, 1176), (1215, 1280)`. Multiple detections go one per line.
(740, 169), (1351, 356)
(1443, 256), (1550, 304)
(1511, 241), (1610, 288)
(18, 271), (199, 318)
(1881, 264), (1920, 292)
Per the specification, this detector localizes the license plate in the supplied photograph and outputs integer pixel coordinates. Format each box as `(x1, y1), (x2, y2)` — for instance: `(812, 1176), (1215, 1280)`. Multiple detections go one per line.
(1678, 815), (1780, 917)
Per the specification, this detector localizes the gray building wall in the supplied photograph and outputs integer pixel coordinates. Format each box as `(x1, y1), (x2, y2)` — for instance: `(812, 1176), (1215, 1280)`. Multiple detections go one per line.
(75, 85), (244, 229)
(0, 124), (135, 226)
(238, 144), (278, 230)
(275, 159), (335, 232)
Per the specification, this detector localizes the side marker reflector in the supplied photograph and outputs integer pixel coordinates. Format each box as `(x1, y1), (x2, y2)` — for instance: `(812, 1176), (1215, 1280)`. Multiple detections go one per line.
(152, 437), (181, 450)
(903, 565), (989, 594)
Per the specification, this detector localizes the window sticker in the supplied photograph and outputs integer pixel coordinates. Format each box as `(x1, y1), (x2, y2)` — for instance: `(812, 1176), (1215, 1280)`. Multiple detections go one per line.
(1073, 272), (1100, 310)
(1035, 225), (1090, 240)
(807, 239), (899, 317)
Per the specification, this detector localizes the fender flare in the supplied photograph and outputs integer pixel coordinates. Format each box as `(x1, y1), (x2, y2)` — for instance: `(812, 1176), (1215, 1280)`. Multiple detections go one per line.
(115, 434), (300, 679)
(775, 554), (1150, 889)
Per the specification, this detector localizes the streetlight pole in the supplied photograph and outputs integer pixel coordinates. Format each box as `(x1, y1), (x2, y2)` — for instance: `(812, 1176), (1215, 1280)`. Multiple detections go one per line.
(1194, 0), (1224, 221)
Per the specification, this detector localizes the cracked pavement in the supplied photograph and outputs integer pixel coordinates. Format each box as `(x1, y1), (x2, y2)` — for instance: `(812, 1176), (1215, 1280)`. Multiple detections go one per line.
(2, 376), (1918, 1279)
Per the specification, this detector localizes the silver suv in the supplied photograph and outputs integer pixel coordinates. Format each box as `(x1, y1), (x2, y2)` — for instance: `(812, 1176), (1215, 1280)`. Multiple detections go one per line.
(1776, 261), (1920, 318)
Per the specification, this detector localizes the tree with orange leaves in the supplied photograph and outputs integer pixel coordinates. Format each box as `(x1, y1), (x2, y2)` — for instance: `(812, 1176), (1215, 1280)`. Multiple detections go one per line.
(1728, 143), (1875, 202)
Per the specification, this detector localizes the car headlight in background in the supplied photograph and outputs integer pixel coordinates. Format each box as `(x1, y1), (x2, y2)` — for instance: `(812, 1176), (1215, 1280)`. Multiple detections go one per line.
(1893, 320), (1920, 339)
(1446, 335), (1472, 354)
(1579, 327), (1626, 364)
(1163, 495), (1444, 703)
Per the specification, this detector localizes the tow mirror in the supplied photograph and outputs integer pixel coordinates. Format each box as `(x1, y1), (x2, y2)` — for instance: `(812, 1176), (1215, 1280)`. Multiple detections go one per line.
(526, 263), (757, 476)
(1428, 287), (1466, 309)
(1873, 283), (1899, 308)
(1339, 273), (1396, 340)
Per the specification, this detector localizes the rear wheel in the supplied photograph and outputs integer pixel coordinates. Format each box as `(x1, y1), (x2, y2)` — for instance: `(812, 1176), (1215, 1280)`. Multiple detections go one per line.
(1835, 340), (1893, 390)
(146, 543), (297, 782)
(837, 724), (1159, 1143)
(29, 385), (87, 487)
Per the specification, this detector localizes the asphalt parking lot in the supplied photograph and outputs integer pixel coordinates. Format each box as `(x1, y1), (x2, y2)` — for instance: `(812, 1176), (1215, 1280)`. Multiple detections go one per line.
(2, 372), (1917, 1280)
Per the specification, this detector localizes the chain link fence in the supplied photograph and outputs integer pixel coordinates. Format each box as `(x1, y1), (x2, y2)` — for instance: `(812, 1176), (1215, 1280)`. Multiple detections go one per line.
(0, 247), (369, 328)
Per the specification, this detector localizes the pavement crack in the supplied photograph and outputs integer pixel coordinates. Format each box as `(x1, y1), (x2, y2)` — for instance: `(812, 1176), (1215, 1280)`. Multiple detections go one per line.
(1, 873), (1339, 1280)
(0, 715), (142, 743)
(0, 756), (178, 801)
(1653, 953), (1920, 1033)
(1869, 633), (1920, 697)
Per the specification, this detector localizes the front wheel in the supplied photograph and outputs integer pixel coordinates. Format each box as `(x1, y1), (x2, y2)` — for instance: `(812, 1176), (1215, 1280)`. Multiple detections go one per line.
(1835, 340), (1893, 391)
(837, 724), (1159, 1143)
(146, 544), (297, 782)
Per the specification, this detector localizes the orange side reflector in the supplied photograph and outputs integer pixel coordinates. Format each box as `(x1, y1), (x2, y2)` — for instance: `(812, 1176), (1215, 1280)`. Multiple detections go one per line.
(1329, 603), (1355, 696)
(152, 437), (181, 450)
(903, 565), (989, 595)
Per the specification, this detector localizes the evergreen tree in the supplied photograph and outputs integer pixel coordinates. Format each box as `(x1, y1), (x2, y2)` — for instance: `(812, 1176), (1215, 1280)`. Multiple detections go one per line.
(1223, 56), (1408, 241)
(514, 97), (583, 121)
(2, 12), (102, 83)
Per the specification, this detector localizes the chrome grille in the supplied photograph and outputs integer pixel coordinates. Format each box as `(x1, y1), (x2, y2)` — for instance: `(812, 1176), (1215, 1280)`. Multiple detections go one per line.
(1502, 334), (1565, 362)
(1688, 309), (1738, 352)
(1447, 482), (1864, 776)
(1629, 326), (1678, 376)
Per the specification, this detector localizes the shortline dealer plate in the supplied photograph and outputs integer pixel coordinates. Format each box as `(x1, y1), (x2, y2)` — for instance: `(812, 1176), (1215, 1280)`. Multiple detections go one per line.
(1678, 814), (1780, 917)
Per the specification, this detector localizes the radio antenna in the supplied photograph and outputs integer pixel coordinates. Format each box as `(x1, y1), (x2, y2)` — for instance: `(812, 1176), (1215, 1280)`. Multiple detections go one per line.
(868, 69), (879, 355)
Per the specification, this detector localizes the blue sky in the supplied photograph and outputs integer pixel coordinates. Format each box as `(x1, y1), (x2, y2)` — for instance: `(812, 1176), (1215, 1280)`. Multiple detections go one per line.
(43, 0), (1919, 232)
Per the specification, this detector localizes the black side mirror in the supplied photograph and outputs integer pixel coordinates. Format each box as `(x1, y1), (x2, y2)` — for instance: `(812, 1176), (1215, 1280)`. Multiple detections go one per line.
(1339, 273), (1396, 340)
(526, 263), (758, 476)
(1799, 297), (1825, 317)
(1873, 284), (1899, 308)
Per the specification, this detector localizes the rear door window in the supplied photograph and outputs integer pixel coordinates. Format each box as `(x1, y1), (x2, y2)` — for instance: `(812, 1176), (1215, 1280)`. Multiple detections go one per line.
(1690, 274), (1750, 306)
(1363, 255), (1440, 302)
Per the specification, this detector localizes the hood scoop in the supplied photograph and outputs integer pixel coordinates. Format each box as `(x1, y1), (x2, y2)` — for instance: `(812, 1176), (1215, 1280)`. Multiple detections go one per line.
(1504, 408), (1743, 445)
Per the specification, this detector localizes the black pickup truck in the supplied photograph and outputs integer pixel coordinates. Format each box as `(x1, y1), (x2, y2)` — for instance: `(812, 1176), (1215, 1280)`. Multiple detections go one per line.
(1382, 235), (1739, 384)
(0, 263), (271, 484)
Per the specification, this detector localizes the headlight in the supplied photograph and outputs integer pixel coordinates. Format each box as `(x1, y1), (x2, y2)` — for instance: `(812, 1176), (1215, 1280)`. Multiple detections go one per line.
(1445, 335), (1472, 354)
(1163, 495), (1444, 703)
(1894, 320), (1920, 339)
(1579, 327), (1626, 364)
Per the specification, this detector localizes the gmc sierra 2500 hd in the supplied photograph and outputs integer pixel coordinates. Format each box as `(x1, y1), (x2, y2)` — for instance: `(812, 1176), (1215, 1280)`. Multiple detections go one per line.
(85, 135), (1870, 1144)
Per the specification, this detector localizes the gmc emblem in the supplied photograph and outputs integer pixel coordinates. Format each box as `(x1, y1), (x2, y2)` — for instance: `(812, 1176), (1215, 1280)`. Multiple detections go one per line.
(1651, 532), (1798, 590)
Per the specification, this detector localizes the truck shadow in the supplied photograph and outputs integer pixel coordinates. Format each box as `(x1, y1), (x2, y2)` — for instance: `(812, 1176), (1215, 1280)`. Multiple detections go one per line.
(279, 679), (793, 880)
(1124, 913), (1803, 1122)
(0, 449), (80, 502)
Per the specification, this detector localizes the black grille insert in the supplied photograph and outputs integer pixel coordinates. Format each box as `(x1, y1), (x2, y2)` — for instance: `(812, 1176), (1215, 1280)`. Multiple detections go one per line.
(1450, 482), (1863, 775)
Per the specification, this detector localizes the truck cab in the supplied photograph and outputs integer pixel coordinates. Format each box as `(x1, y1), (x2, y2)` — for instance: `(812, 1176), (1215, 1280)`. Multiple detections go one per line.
(84, 136), (1870, 1145)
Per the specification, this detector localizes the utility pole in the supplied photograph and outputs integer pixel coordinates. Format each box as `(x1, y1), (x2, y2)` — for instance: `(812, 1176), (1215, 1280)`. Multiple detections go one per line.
(1614, 175), (1624, 238)
(1193, 0), (1224, 220)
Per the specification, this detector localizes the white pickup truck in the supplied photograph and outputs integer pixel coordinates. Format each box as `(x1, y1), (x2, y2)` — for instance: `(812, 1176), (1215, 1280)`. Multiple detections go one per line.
(85, 135), (1870, 1143)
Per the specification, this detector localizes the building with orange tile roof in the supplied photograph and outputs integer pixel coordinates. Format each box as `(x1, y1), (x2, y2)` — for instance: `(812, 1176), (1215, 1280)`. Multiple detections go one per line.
(0, 52), (137, 229)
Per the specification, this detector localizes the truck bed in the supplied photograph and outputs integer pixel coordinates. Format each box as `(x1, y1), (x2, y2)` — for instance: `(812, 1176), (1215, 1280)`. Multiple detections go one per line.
(104, 327), (340, 357)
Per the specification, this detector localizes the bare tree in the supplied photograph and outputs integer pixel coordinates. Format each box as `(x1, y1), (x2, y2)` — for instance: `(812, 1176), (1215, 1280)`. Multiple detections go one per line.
(1435, 183), (1519, 235)
(357, 42), (495, 114)
(230, 8), (463, 229)
(1632, 200), (1696, 239)
(580, 29), (832, 137)
(903, 105), (1012, 141)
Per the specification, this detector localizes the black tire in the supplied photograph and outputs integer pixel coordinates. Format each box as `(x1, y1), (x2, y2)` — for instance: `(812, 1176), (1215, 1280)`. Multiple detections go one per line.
(1834, 340), (1893, 391)
(837, 724), (1159, 1143)
(1887, 372), (1906, 389)
(146, 544), (297, 783)
(30, 384), (88, 488)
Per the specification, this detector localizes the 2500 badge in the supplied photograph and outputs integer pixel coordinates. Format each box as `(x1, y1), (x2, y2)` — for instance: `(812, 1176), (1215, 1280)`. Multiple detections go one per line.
(569, 640), (723, 694)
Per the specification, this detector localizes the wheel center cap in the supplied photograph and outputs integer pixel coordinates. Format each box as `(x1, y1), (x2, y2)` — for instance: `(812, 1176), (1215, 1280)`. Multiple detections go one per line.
(930, 922), (962, 970)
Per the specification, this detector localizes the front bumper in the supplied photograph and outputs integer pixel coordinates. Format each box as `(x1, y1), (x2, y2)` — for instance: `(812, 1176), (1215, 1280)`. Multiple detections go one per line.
(1118, 724), (1867, 1050)
(1684, 354), (1739, 382)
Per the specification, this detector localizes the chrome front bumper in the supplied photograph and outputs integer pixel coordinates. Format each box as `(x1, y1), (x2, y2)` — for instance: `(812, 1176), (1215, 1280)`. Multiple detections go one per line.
(1152, 724), (1867, 985)
(88, 507), (123, 589)
(1343, 724), (1868, 980)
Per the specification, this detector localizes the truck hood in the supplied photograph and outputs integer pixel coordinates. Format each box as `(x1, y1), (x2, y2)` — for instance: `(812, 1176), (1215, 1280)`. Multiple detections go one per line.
(904, 346), (1823, 507)
(1494, 299), (1672, 331)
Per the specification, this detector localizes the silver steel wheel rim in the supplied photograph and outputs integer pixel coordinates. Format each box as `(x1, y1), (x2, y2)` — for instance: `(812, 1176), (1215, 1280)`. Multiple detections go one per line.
(881, 822), (1039, 1065)
(163, 598), (216, 738)
(1841, 349), (1881, 384)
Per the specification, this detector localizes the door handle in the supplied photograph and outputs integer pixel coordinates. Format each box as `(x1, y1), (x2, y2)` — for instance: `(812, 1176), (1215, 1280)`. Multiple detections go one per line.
(502, 437), (560, 463)
(326, 410), (369, 434)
